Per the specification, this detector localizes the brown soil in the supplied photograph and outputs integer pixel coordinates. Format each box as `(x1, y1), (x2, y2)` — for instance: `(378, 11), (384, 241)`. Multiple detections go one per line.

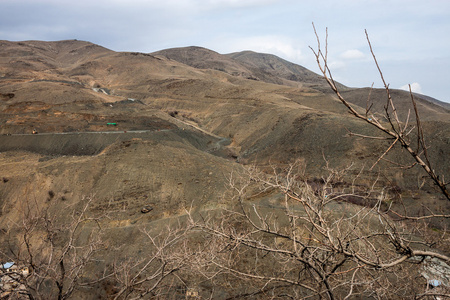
(0, 40), (449, 298)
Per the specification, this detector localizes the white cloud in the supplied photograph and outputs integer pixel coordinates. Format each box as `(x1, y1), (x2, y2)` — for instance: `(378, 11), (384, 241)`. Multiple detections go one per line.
(202, 0), (278, 8)
(89, 0), (278, 10)
(341, 49), (365, 60)
(328, 60), (346, 70)
(214, 35), (304, 63)
(400, 82), (422, 94)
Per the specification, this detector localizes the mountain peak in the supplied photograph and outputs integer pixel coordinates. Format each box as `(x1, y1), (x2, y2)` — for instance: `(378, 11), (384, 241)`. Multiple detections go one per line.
(153, 46), (324, 87)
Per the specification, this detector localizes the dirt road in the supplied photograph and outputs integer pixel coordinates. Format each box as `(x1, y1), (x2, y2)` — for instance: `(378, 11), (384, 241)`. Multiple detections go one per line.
(0, 128), (222, 156)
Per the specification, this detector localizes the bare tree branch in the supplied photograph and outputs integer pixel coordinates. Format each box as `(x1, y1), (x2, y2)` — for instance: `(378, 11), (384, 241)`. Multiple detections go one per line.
(310, 23), (449, 200)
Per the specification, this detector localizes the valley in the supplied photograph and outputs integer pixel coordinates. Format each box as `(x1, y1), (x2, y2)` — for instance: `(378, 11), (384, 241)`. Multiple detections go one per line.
(0, 39), (449, 299)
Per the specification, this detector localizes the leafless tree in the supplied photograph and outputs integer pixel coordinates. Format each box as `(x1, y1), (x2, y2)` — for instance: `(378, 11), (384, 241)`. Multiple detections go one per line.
(0, 196), (212, 300)
(180, 27), (450, 299)
(310, 24), (449, 201)
(110, 219), (203, 300)
(0, 196), (105, 300)
(0, 194), (210, 300)
(104, 26), (450, 298)
(188, 162), (450, 299)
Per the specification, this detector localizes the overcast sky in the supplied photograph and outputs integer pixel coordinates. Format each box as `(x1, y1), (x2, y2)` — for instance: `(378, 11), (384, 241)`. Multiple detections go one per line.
(2, 0), (450, 103)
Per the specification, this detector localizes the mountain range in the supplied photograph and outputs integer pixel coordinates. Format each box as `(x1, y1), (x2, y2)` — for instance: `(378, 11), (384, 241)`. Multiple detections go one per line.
(0, 39), (449, 298)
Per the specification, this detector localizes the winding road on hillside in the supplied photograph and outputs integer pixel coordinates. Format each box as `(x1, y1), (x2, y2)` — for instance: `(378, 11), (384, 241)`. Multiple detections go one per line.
(6, 129), (170, 136)
(1, 123), (231, 157)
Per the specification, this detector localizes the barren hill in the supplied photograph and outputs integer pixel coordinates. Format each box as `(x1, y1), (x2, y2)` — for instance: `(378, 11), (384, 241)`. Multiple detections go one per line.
(153, 46), (325, 88)
(1, 38), (449, 201)
(0, 40), (449, 298)
(226, 50), (324, 86)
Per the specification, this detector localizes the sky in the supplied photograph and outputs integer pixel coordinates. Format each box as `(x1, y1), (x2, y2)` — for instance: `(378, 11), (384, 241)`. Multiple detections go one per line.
(1, 0), (450, 103)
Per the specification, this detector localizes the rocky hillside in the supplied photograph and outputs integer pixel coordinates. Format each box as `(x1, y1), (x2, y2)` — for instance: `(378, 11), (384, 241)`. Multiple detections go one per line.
(153, 46), (325, 87)
(0, 39), (449, 298)
(1, 38), (449, 211)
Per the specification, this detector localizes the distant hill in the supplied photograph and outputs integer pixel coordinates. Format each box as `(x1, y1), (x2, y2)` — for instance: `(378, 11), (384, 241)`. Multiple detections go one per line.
(226, 50), (325, 86)
(340, 88), (450, 122)
(152, 46), (250, 77)
(153, 47), (326, 88)
(0, 39), (112, 69)
(153, 46), (448, 121)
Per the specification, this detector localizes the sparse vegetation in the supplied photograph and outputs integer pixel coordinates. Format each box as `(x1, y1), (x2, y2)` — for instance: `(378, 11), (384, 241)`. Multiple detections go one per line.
(0, 34), (448, 299)
(310, 24), (449, 201)
(186, 162), (450, 298)
(47, 190), (55, 200)
(0, 197), (105, 299)
(168, 110), (178, 118)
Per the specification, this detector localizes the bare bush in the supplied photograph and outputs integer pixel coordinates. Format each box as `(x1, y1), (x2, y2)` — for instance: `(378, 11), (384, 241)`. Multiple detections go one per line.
(0, 196), (105, 299)
(0, 197), (210, 300)
(115, 27), (450, 296)
(178, 27), (450, 299)
(188, 162), (450, 299)
(110, 220), (201, 300)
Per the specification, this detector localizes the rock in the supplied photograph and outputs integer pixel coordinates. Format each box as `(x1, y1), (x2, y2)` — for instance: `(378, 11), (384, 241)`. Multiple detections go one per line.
(141, 206), (153, 213)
